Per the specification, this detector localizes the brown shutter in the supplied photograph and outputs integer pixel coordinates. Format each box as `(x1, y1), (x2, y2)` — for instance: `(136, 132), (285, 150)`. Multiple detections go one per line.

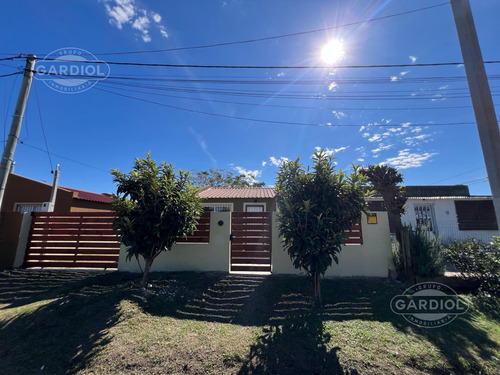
(455, 200), (498, 230)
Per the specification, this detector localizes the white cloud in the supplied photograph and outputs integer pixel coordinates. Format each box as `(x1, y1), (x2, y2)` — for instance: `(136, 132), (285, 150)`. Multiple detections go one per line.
(315, 146), (348, 156)
(159, 25), (168, 38)
(188, 127), (217, 166)
(269, 156), (289, 167)
(388, 127), (402, 133)
(399, 71), (409, 76)
(102, 0), (168, 42)
(357, 158), (365, 162)
(362, 132), (370, 138)
(261, 161), (267, 167)
(409, 55), (418, 64)
(234, 167), (261, 184)
(368, 134), (382, 142)
(328, 82), (338, 91)
(371, 144), (394, 154)
(277, 72), (285, 78)
(132, 16), (151, 42)
(332, 110), (347, 119)
(151, 12), (161, 23)
(359, 125), (366, 132)
(401, 122), (411, 127)
(104, 0), (135, 29)
(390, 76), (399, 82)
(381, 149), (437, 169)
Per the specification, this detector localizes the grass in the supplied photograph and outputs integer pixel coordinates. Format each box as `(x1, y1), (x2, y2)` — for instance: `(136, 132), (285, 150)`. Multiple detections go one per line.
(1, 269), (500, 374)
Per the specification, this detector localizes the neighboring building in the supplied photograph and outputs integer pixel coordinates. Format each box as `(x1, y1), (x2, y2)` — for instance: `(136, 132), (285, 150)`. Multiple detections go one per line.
(400, 185), (499, 243)
(198, 187), (277, 212)
(2, 173), (113, 213)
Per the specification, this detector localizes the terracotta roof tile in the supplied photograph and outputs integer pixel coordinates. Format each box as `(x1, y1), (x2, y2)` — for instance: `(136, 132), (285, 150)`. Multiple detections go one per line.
(199, 187), (276, 199)
(60, 187), (113, 203)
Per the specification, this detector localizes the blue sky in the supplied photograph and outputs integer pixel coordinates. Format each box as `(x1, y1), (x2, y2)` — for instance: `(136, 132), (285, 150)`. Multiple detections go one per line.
(1, 0), (499, 195)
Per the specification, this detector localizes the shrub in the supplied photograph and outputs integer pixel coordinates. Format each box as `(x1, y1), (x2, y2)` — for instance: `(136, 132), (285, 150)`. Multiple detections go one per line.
(391, 236), (404, 274)
(409, 226), (445, 277)
(446, 237), (500, 296)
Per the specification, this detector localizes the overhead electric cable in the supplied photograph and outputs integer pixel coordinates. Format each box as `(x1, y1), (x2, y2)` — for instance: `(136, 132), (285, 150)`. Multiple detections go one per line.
(98, 82), (481, 112)
(93, 3), (450, 55)
(96, 86), (479, 128)
(31, 58), (500, 70)
(18, 141), (109, 173)
(33, 80), (54, 172)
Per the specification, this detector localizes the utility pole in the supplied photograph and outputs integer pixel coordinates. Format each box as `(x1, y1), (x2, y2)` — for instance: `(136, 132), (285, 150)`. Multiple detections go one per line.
(0, 55), (36, 211)
(451, 0), (500, 226)
(48, 164), (60, 212)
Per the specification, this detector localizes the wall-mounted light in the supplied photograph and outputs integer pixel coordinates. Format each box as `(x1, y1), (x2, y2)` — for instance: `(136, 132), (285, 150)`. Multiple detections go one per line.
(367, 213), (377, 224)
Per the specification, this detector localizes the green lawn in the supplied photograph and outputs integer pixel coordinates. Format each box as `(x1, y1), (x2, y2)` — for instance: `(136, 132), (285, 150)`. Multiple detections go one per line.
(1, 269), (499, 374)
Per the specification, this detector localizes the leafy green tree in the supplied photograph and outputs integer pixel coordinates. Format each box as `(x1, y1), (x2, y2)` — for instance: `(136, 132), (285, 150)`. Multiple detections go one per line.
(191, 168), (265, 187)
(361, 165), (407, 234)
(275, 150), (367, 304)
(112, 153), (202, 287)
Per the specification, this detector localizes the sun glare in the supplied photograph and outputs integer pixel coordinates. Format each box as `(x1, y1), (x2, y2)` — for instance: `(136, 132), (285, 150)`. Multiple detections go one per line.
(321, 39), (345, 64)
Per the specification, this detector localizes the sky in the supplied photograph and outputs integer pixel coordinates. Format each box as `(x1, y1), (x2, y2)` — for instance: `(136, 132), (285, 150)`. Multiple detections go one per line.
(1, 0), (499, 196)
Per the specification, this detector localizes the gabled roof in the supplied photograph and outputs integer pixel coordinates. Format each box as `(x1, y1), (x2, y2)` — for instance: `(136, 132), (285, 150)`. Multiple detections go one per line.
(60, 186), (113, 203)
(199, 187), (276, 199)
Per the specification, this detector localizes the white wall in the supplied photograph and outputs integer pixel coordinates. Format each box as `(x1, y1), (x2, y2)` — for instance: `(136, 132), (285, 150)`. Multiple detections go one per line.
(119, 211), (393, 277)
(118, 212), (231, 273)
(402, 199), (500, 243)
(272, 211), (392, 277)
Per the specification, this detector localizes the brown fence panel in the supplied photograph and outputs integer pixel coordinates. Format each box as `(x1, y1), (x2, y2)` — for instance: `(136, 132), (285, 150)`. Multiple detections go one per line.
(344, 219), (363, 245)
(24, 212), (121, 270)
(231, 212), (272, 273)
(176, 212), (210, 243)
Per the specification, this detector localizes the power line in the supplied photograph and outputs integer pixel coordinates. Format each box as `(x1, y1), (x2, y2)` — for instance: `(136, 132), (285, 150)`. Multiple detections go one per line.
(430, 167), (485, 184)
(33, 80), (54, 172)
(0, 72), (21, 78)
(2, 3), (449, 58)
(18, 141), (109, 173)
(96, 86), (478, 128)
(32, 57), (500, 70)
(93, 3), (450, 56)
(3, 73), (20, 145)
(98, 82), (483, 112)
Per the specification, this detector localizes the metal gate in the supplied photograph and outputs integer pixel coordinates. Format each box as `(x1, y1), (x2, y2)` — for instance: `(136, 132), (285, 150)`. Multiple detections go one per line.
(24, 212), (121, 270)
(230, 212), (272, 273)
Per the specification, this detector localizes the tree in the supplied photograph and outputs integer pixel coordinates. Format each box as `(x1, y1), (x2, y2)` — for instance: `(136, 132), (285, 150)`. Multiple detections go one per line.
(361, 165), (407, 234)
(191, 168), (265, 187)
(275, 150), (367, 304)
(111, 153), (203, 287)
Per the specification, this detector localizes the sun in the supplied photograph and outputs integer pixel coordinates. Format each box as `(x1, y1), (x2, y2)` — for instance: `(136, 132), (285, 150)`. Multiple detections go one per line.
(321, 39), (345, 64)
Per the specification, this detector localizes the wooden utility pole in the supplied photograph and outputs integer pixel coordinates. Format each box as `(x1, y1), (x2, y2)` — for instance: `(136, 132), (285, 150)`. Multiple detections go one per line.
(451, 0), (500, 226)
(0, 55), (36, 211)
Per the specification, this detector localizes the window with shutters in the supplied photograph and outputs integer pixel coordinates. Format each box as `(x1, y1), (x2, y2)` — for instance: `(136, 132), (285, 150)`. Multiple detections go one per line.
(454, 200), (498, 230)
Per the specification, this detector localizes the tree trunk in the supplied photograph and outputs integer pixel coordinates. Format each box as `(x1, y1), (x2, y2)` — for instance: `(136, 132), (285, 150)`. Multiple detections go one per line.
(142, 258), (153, 288)
(313, 271), (322, 306)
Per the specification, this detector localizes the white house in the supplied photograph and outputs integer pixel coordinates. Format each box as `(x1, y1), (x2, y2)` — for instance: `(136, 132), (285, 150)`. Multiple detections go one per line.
(400, 185), (499, 243)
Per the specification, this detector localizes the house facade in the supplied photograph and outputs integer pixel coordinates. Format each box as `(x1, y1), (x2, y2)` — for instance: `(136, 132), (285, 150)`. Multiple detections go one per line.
(2, 173), (113, 213)
(400, 185), (499, 243)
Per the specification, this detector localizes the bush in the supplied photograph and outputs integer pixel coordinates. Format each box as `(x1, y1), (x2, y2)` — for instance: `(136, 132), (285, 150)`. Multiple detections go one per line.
(409, 226), (445, 277)
(446, 237), (500, 296)
(391, 236), (404, 274)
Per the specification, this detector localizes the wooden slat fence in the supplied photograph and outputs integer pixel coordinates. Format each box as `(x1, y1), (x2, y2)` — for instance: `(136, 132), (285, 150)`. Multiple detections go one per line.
(231, 212), (272, 272)
(176, 212), (211, 243)
(24, 212), (121, 269)
(344, 219), (363, 245)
